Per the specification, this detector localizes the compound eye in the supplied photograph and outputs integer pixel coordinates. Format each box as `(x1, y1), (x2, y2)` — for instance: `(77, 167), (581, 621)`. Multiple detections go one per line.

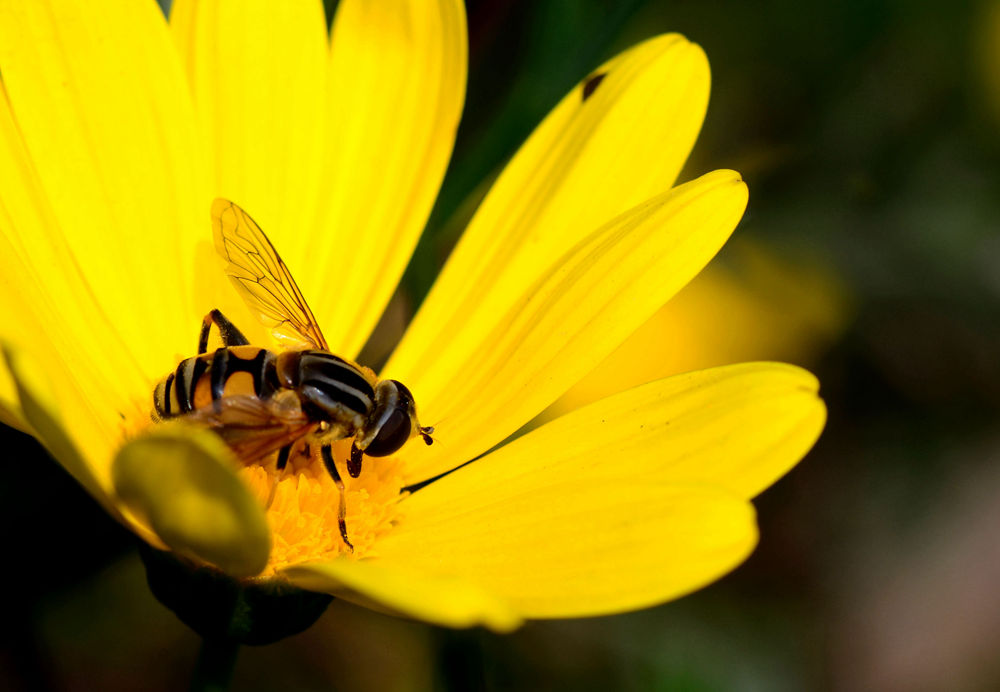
(364, 408), (412, 457)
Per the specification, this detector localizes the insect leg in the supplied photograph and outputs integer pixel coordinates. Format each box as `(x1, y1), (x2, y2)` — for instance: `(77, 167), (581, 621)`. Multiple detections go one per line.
(266, 440), (304, 510)
(320, 444), (354, 552)
(348, 441), (364, 478)
(198, 309), (250, 354)
(275, 443), (293, 472)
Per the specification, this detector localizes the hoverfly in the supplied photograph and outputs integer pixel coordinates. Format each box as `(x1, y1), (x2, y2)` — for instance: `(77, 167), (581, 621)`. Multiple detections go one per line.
(152, 199), (434, 550)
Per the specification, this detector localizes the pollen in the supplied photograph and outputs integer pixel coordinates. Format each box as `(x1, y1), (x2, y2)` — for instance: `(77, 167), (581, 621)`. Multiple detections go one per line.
(239, 439), (406, 575)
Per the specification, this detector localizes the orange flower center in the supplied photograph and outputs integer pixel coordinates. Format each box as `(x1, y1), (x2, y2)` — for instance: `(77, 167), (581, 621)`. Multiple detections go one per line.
(238, 438), (406, 575)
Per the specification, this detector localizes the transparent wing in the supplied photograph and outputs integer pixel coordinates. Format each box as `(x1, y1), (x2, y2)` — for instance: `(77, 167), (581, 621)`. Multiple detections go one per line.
(211, 198), (329, 350)
(184, 394), (318, 464)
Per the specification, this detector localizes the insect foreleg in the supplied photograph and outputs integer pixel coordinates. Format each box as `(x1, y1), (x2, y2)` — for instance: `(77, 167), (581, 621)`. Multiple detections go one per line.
(348, 441), (364, 478)
(198, 309), (250, 353)
(320, 445), (354, 552)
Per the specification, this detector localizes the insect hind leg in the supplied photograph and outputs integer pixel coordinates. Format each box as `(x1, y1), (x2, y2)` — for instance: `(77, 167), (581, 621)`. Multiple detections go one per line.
(198, 309), (250, 353)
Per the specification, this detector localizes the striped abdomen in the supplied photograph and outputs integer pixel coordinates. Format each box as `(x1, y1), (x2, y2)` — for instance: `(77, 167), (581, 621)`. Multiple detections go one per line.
(154, 345), (279, 419)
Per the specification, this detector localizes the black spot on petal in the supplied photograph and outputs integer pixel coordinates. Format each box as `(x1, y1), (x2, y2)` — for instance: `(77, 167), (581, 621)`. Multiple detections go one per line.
(582, 72), (607, 102)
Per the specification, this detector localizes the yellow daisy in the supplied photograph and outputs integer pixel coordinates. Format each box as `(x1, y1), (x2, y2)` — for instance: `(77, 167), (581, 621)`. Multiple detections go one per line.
(0, 0), (825, 637)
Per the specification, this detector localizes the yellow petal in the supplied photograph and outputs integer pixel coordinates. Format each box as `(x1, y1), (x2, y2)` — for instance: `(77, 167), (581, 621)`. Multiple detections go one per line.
(0, 121), (151, 497)
(365, 363), (821, 618)
(412, 363), (824, 506)
(282, 558), (520, 632)
(0, 0), (208, 380)
(0, 196), (46, 435)
(169, 0), (328, 291)
(391, 171), (748, 482)
(304, 0), (468, 356)
(113, 425), (271, 577)
(1, 343), (117, 514)
(374, 482), (756, 619)
(0, 83), (154, 478)
(389, 33), (709, 382)
(547, 241), (849, 417)
(0, 83), (163, 456)
(169, 0), (332, 350)
(0, 352), (26, 433)
(0, 0), (204, 482)
(2, 341), (168, 552)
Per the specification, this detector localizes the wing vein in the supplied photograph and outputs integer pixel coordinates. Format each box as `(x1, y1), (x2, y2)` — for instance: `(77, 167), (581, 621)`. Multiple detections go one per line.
(211, 199), (329, 350)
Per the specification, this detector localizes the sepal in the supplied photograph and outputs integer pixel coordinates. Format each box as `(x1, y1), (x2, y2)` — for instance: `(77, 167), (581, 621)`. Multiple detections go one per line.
(139, 544), (333, 646)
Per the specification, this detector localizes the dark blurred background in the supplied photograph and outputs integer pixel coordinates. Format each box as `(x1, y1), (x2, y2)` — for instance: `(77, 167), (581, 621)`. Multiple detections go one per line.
(4, 0), (1000, 690)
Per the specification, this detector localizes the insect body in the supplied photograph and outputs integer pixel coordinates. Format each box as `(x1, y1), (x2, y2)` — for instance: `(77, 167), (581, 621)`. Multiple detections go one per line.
(152, 199), (433, 550)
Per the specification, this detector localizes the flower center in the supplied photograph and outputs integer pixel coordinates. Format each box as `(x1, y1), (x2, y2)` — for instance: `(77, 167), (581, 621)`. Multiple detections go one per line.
(238, 438), (405, 574)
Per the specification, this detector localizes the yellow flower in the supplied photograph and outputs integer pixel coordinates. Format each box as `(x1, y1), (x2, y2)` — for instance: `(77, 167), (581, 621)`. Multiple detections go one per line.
(0, 0), (825, 633)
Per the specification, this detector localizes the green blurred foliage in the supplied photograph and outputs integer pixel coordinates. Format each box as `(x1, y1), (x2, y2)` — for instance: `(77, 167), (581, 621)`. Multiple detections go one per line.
(6, 1), (1000, 690)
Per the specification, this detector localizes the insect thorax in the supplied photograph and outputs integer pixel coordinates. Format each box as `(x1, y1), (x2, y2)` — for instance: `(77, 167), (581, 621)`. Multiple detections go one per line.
(283, 350), (375, 430)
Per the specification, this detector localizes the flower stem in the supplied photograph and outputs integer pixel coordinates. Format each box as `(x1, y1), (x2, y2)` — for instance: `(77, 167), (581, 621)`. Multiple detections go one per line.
(190, 637), (240, 692)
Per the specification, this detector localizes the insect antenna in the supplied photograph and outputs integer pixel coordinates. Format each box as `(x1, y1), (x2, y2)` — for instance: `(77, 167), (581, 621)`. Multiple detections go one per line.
(419, 425), (435, 445)
(419, 416), (447, 446)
